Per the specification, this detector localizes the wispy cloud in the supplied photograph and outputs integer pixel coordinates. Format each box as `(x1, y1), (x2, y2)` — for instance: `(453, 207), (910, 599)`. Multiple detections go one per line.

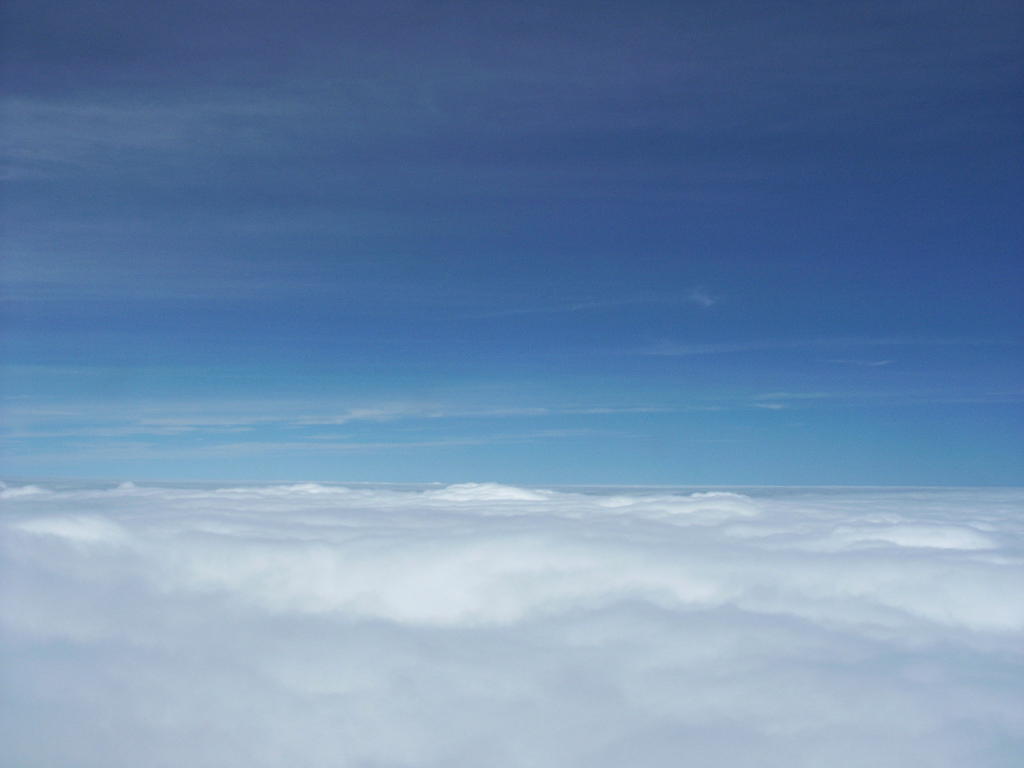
(640, 337), (1018, 356)
(7, 428), (618, 464)
(0, 397), (663, 451)
(468, 289), (719, 319)
(2, 93), (303, 177)
(829, 359), (893, 367)
(753, 392), (836, 401)
(684, 287), (717, 307)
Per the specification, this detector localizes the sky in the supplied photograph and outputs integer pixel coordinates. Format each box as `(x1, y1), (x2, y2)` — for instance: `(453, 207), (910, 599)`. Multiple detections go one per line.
(2, 480), (1023, 766)
(2, 0), (1022, 484)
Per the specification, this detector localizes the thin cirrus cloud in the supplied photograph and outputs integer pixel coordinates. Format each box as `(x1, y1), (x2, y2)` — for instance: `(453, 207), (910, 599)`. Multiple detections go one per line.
(830, 359), (894, 367)
(2, 480), (1021, 767)
(639, 337), (1018, 356)
(465, 289), (719, 319)
(3, 398), (674, 434)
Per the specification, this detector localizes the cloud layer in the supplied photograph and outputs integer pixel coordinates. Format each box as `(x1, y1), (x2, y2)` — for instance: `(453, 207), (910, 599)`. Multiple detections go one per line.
(2, 481), (1022, 766)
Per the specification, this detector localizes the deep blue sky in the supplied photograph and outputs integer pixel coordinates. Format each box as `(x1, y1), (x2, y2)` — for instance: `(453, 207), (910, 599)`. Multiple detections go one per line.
(2, 0), (1022, 484)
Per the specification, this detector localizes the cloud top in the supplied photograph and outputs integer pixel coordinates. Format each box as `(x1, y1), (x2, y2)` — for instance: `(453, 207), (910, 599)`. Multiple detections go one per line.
(2, 481), (1022, 766)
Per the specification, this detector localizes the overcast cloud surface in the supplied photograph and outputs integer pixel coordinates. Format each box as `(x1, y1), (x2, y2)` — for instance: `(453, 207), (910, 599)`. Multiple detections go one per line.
(2, 481), (1021, 766)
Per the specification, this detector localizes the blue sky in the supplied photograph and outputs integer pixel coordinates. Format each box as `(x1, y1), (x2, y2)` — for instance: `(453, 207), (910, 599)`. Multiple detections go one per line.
(2, 0), (1022, 484)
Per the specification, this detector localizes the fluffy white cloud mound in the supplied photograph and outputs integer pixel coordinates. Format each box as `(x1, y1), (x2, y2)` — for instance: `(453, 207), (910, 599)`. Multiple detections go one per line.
(2, 482), (1022, 767)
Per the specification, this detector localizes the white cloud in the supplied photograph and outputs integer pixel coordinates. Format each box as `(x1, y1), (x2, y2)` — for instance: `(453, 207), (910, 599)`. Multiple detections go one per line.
(830, 359), (893, 367)
(685, 287), (717, 307)
(754, 392), (835, 400)
(1, 481), (1022, 766)
(466, 288), (720, 318)
(640, 337), (1018, 356)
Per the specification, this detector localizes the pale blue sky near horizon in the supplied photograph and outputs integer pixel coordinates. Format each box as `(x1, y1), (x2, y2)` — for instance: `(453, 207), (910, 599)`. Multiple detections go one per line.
(2, 0), (1022, 485)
